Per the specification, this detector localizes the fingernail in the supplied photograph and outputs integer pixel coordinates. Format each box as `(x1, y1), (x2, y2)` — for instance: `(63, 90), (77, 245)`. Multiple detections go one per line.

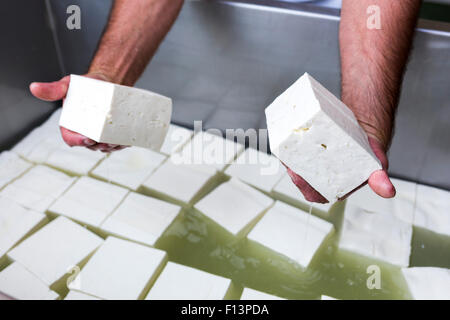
(83, 139), (96, 146)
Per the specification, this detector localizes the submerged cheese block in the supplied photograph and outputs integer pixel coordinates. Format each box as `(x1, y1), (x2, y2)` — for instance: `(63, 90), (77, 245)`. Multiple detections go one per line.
(159, 124), (193, 155)
(91, 147), (166, 190)
(64, 291), (100, 300)
(141, 157), (217, 205)
(247, 201), (334, 268)
(0, 151), (32, 190)
(225, 148), (285, 193)
(402, 267), (450, 300)
(101, 192), (181, 246)
(60, 74), (172, 150)
(0, 263), (59, 300)
(0, 197), (47, 259)
(240, 288), (285, 300)
(146, 262), (232, 300)
(265, 73), (382, 203)
(49, 176), (129, 227)
(195, 178), (274, 237)
(69, 237), (167, 300)
(0, 165), (75, 212)
(413, 184), (450, 236)
(8, 217), (103, 286)
(46, 146), (106, 176)
(339, 204), (412, 267)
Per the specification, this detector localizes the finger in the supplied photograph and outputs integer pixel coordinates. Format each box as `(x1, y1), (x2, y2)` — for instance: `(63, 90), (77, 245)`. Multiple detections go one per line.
(286, 168), (329, 204)
(30, 76), (71, 101)
(60, 127), (96, 147)
(368, 169), (396, 198)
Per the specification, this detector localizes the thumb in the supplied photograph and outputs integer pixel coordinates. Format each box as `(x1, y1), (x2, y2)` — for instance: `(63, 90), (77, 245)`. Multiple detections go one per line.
(367, 136), (396, 198)
(29, 75), (71, 101)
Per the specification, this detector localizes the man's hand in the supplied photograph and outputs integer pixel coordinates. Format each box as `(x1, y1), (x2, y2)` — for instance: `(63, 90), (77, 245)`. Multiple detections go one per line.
(29, 74), (126, 152)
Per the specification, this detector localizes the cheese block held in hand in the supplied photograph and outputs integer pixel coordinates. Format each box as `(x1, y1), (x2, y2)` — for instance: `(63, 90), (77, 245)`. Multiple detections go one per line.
(265, 73), (382, 203)
(60, 74), (172, 150)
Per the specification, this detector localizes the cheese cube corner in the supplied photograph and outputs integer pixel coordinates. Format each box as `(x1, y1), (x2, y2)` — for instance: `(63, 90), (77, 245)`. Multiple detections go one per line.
(401, 267), (450, 300)
(240, 287), (285, 300)
(0, 151), (32, 190)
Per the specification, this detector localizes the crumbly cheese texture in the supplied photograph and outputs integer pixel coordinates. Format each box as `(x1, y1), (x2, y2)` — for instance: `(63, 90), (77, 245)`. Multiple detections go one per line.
(0, 151), (32, 190)
(413, 184), (450, 236)
(49, 176), (129, 227)
(60, 75), (172, 150)
(100, 192), (181, 246)
(225, 148), (285, 193)
(0, 263), (59, 300)
(247, 201), (334, 268)
(195, 178), (274, 236)
(401, 267), (450, 300)
(0, 165), (76, 212)
(146, 262), (232, 300)
(265, 73), (382, 203)
(69, 237), (167, 300)
(8, 217), (103, 286)
(339, 204), (413, 267)
(240, 288), (285, 300)
(64, 291), (100, 300)
(159, 124), (193, 155)
(0, 197), (47, 258)
(91, 147), (166, 190)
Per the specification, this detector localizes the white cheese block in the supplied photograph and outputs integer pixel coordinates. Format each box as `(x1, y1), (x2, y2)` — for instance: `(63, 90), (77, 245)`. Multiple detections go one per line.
(240, 288), (285, 300)
(402, 267), (450, 300)
(265, 73), (382, 203)
(0, 165), (76, 212)
(0, 263), (59, 300)
(272, 174), (333, 215)
(195, 178), (274, 236)
(60, 74), (172, 150)
(46, 146), (106, 176)
(159, 124), (193, 155)
(247, 201), (334, 268)
(8, 216), (103, 286)
(413, 184), (450, 236)
(91, 147), (166, 190)
(141, 157), (217, 205)
(339, 204), (412, 267)
(321, 295), (337, 300)
(64, 291), (100, 300)
(145, 262), (232, 300)
(173, 131), (244, 171)
(346, 178), (417, 224)
(0, 151), (32, 190)
(69, 236), (167, 300)
(0, 197), (47, 259)
(49, 176), (129, 227)
(225, 148), (285, 193)
(100, 192), (181, 246)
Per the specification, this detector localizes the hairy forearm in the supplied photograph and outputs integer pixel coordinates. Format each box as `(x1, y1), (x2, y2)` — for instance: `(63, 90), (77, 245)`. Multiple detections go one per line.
(89, 0), (184, 86)
(340, 0), (420, 150)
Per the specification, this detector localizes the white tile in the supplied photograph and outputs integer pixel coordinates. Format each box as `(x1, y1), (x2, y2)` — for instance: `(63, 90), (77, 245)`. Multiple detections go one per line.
(402, 267), (450, 300)
(159, 124), (193, 155)
(240, 288), (285, 300)
(0, 151), (32, 190)
(49, 176), (129, 227)
(46, 146), (105, 176)
(69, 237), (167, 300)
(247, 201), (334, 268)
(91, 147), (166, 190)
(8, 217), (103, 286)
(145, 262), (232, 300)
(195, 178), (274, 236)
(64, 291), (100, 300)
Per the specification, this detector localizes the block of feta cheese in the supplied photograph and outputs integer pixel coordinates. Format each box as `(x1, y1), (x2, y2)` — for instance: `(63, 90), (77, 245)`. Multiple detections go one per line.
(146, 262), (232, 300)
(402, 267), (450, 300)
(64, 291), (100, 300)
(225, 148), (285, 193)
(0, 197), (47, 260)
(339, 204), (413, 267)
(0, 151), (32, 190)
(91, 147), (166, 190)
(346, 178), (417, 224)
(60, 74), (172, 150)
(195, 178), (274, 237)
(0, 263), (59, 300)
(247, 201), (334, 268)
(321, 295), (338, 300)
(240, 288), (285, 300)
(141, 157), (217, 205)
(8, 217), (103, 287)
(100, 192), (181, 246)
(68, 237), (167, 300)
(265, 73), (382, 203)
(0, 165), (76, 212)
(159, 124), (193, 155)
(413, 184), (450, 237)
(49, 176), (129, 227)
(272, 173), (333, 216)
(46, 147), (106, 176)
(173, 131), (244, 171)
